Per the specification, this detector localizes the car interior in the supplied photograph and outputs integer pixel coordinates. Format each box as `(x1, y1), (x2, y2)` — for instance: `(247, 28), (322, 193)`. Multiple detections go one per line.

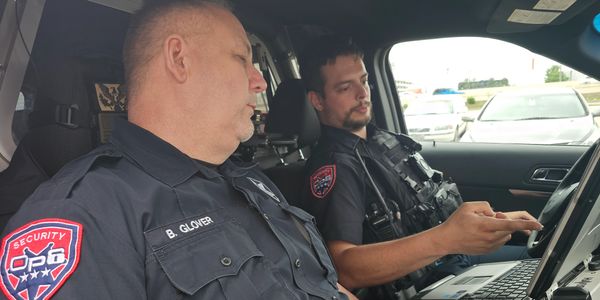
(1, 0), (600, 256)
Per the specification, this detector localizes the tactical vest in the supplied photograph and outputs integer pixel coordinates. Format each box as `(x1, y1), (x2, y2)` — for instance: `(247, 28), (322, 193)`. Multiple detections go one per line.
(368, 130), (462, 232)
(356, 129), (463, 298)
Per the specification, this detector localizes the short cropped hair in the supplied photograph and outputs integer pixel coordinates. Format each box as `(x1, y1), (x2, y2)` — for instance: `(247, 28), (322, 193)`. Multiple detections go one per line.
(299, 35), (364, 94)
(123, 0), (232, 98)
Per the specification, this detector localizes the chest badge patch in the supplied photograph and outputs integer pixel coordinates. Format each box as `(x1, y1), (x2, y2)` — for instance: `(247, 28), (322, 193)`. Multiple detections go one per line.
(247, 177), (280, 202)
(0, 219), (83, 300)
(310, 165), (336, 199)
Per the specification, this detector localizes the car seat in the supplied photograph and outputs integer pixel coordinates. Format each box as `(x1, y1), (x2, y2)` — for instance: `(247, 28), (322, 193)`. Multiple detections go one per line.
(0, 56), (124, 232)
(264, 79), (320, 207)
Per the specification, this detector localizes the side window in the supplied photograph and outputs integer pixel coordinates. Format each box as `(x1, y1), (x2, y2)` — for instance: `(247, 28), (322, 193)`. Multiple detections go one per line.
(389, 37), (599, 146)
(253, 62), (271, 112)
(250, 33), (280, 114)
(250, 34), (280, 137)
(11, 90), (34, 143)
(234, 34), (281, 163)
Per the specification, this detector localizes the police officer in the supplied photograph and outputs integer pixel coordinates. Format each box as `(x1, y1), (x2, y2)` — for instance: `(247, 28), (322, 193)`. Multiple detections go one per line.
(299, 35), (543, 299)
(0, 2), (355, 299)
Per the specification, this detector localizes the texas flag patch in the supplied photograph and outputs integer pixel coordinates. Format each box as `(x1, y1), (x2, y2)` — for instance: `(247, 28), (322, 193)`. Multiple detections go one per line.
(310, 165), (336, 199)
(0, 219), (83, 300)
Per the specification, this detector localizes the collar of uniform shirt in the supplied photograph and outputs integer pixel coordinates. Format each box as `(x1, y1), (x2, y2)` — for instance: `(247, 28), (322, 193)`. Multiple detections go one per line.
(192, 158), (258, 179)
(320, 123), (379, 153)
(109, 118), (221, 185)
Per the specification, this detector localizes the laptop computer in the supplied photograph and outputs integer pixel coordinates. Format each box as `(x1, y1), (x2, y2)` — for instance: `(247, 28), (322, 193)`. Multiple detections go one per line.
(414, 142), (600, 300)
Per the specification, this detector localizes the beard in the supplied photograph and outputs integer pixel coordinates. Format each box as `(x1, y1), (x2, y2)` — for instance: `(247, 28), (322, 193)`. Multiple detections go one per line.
(342, 102), (372, 131)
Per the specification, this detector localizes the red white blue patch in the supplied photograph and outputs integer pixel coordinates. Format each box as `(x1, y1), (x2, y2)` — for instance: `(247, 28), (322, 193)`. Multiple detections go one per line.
(0, 219), (83, 300)
(310, 165), (336, 199)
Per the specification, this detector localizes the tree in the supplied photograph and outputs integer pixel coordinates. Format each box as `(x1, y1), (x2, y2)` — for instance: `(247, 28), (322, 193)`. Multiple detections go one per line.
(458, 78), (510, 90)
(545, 65), (570, 83)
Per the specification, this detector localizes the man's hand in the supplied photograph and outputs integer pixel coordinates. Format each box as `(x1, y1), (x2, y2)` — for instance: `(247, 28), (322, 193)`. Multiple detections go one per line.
(494, 211), (539, 235)
(434, 202), (542, 255)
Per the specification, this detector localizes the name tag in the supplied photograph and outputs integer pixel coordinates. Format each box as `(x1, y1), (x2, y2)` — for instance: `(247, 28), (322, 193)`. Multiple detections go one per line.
(144, 211), (226, 250)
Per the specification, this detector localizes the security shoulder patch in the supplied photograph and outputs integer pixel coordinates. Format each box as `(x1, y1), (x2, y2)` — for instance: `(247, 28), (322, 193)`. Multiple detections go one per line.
(310, 165), (337, 199)
(0, 219), (83, 300)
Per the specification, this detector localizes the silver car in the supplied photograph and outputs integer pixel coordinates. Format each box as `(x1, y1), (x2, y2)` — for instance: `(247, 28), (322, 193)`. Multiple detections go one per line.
(405, 95), (469, 142)
(461, 88), (600, 145)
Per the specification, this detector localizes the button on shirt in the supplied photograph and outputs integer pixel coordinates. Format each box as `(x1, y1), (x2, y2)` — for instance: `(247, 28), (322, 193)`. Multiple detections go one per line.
(1, 119), (346, 300)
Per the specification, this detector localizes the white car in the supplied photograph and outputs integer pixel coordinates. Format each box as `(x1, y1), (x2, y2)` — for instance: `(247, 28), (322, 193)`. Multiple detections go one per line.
(461, 88), (600, 145)
(404, 95), (469, 142)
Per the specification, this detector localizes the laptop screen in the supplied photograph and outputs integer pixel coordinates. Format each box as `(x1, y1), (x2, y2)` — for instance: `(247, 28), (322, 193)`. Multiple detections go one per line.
(528, 142), (600, 299)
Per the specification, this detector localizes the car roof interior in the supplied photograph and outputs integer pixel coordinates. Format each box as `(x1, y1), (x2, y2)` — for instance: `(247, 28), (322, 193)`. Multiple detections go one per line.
(243, 0), (600, 76)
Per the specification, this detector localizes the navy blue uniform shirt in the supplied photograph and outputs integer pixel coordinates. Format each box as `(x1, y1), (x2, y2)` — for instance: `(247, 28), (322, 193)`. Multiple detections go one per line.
(0, 119), (346, 300)
(301, 124), (473, 294)
(301, 124), (416, 245)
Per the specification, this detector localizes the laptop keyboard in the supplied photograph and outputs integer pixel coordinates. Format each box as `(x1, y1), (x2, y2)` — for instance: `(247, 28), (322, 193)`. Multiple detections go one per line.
(464, 259), (540, 300)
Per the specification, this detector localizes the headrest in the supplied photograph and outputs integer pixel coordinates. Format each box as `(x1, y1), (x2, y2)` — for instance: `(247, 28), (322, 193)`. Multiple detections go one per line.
(19, 56), (123, 175)
(29, 56), (124, 129)
(265, 79), (320, 148)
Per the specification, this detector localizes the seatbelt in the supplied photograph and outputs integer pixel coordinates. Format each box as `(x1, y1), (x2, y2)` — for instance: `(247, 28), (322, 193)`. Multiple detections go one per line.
(354, 146), (418, 300)
(291, 215), (311, 242)
(28, 102), (87, 129)
(355, 147), (402, 236)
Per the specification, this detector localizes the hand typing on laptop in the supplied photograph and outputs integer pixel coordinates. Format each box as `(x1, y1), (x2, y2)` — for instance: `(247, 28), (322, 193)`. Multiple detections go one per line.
(494, 210), (539, 236)
(433, 201), (543, 256)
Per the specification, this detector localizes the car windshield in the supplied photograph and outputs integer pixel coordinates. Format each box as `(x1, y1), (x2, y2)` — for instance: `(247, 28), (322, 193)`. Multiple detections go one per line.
(479, 92), (587, 121)
(405, 100), (454, 116)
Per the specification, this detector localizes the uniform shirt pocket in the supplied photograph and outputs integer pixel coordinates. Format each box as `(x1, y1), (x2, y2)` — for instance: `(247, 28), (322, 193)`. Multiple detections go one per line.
(147, 220), (263, 296)
(283, 205), (339, 288)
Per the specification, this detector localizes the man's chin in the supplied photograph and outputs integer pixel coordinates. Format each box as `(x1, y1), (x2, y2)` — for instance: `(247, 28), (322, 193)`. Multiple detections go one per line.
(239, 127), (255, 143)
(343, 117), (371, 131)
(240, 134), (254, 143)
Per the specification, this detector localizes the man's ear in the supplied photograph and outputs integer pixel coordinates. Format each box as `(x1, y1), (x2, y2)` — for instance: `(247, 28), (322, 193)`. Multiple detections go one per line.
(163, 34), (188, 83)
(308, 91), (325, 112)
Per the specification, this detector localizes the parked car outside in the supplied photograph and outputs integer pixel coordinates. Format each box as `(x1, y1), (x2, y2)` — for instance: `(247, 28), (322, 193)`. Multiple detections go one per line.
(432, 88), (464, 95)
(404, 95), (468, 142)
(461, 87), (600, 145)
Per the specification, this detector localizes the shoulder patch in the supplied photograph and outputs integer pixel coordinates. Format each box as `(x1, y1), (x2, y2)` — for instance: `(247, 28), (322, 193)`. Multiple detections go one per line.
(246, 177), (280, 203)
(310, 165), (337, 199)
(0, 219), (83, 300)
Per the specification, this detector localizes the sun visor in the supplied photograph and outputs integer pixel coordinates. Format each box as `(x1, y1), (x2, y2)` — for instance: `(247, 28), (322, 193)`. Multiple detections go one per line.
(487, 0), (597, 33)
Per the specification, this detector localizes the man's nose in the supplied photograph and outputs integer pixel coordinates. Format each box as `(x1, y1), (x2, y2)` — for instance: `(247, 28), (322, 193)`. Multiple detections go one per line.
(249, 67), (268, 93)
(357, 83), (369, 100)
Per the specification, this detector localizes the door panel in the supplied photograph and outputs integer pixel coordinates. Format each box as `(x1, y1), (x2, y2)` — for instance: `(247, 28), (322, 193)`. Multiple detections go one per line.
(419, 142), (588, 217)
